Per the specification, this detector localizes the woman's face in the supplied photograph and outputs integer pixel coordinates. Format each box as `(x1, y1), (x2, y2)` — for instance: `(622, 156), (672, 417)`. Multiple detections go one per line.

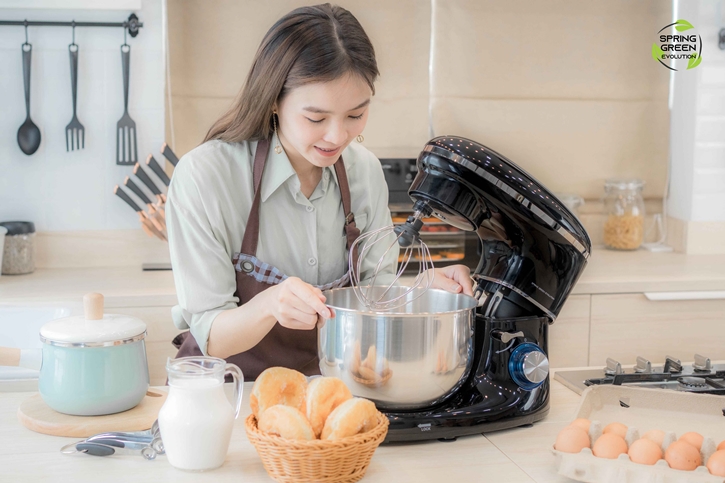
(276, 74), (371, 169)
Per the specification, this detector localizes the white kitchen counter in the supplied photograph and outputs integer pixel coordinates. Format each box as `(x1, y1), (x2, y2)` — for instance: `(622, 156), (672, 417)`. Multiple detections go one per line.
(0, 379), (582, 483)
(2, 249), (725, 306)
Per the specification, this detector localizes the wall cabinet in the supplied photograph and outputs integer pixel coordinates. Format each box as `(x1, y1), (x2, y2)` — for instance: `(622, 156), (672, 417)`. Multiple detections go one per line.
(548, 295), (590, 368)
(589, 293), (725, 366)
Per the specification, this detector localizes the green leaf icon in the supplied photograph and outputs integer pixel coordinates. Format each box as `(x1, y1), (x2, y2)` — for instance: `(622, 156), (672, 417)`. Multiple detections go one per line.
(687, 53), (702, 69)
(651, 43), (665, 61)
(675, 19), (694, 32)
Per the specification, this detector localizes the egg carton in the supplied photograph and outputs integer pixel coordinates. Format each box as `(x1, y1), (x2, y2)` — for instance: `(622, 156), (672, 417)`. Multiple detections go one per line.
(551, 385), (725, 483)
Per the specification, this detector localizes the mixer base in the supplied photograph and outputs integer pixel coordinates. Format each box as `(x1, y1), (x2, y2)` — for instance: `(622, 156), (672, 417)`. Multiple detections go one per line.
(382, 404), (550, 443)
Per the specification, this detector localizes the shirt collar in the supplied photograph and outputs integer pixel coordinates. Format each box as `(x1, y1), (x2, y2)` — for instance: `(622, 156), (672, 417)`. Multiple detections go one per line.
(326, 162), (340, 189)
(259, 133), (343, 202)
(260, 132), (296, 203)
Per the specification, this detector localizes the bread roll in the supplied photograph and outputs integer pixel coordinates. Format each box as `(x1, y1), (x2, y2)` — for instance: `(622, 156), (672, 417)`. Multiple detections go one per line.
(306, 377), (353, 438)
(258, 404), (315, 441)
(321, 397), (378, 440)
(250, 367), (307, 418)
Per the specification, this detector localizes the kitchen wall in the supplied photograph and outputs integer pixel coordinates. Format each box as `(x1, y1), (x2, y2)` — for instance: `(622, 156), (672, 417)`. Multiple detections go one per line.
(430, 0), (671, 201)
(7, 1), (722, 263)
(166, 0), (431, 159)
(167, 0), (671, 202)
(0, 1), (165, 233)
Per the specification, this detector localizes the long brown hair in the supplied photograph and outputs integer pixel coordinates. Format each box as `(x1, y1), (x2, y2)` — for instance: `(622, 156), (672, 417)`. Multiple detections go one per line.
(204, 4), (379, 143)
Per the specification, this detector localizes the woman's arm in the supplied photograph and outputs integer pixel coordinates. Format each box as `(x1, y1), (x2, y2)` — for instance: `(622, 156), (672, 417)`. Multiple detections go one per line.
(207, 277), (331, 359)
(168, 144), (338, 358)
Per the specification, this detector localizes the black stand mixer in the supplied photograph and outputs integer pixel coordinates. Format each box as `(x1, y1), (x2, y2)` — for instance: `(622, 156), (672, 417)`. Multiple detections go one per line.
(383, 136), (591, 442)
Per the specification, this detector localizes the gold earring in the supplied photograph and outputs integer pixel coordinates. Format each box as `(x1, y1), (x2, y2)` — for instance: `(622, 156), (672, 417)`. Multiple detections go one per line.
(356, 134), (364, 143)
(273, 112), (283, 154)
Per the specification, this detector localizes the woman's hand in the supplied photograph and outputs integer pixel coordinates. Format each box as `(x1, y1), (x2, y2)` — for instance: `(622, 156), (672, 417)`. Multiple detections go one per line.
(264, 277), (331, 330)
(429, 265), (474, 297)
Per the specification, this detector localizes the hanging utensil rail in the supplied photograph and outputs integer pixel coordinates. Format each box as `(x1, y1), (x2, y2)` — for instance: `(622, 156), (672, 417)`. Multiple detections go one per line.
(0, 14), (143, 37)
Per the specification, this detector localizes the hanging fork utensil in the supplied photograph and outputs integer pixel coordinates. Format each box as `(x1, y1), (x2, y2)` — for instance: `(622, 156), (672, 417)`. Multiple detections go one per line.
(65, 39), (84, 151)
(116, 41), (137, 165)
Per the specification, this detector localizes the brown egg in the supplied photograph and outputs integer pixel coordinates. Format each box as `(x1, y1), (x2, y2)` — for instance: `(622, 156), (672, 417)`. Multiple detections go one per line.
(555, 426), (591, 453)
(592, 433), (628, 459)
(679, 431), (704, 451)
(718, 440), (725, 451)
(642, 429), (666, 447)
(569, 418), (591, 432)
(665, 440), (702, 470)
(603, 422), (628, 439)
(628, 438), (663, 465)
(707, 450), (725, 476)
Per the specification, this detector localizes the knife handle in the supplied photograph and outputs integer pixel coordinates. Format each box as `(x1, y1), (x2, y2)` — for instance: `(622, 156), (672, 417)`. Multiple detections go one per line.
(133, 163), (162, 196)
(146, 155), (171, 186)
(123, 176), (153, 205)
(161, 142), (179, 167)
(114, 185), (142, 212)
(138, 213), (157, 239)
(147, 215), (167, 241)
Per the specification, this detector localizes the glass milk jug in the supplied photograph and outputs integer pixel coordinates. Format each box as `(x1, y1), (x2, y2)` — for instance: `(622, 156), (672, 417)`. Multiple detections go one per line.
(158, 356), (243, 471)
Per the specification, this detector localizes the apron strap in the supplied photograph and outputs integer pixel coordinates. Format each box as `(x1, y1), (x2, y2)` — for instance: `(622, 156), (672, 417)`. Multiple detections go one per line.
(334, 160), (360, 272)
(240, 139), (270, 256)
(239, 138), (360, 270)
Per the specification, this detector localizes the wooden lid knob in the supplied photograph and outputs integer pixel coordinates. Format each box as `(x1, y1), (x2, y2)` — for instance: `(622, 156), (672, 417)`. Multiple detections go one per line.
(83, 293), (104, 320)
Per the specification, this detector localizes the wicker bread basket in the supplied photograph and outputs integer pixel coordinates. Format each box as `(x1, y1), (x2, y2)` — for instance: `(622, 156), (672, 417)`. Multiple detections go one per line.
(245, 411), (389, 483)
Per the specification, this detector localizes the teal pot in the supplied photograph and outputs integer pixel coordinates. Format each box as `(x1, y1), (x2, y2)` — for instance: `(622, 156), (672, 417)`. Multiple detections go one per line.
(37, 293), (149, 416)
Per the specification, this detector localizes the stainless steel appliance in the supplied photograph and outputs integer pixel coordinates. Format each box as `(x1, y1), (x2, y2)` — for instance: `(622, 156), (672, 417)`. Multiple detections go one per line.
(555, 355), (725, 396)
(319, 286), (477, 409)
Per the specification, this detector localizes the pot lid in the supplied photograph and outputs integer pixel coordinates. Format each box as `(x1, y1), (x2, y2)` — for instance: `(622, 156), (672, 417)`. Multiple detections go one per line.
(40, 313), (146, 344)
(39, 293), (146, 344)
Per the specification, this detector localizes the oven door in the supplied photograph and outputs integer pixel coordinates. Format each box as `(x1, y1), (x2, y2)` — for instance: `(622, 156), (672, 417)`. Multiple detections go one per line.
(390, 204), (480, 274)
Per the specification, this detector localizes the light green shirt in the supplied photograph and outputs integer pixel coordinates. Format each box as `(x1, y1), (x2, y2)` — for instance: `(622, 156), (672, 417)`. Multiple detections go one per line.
(166, 134), (398, 355)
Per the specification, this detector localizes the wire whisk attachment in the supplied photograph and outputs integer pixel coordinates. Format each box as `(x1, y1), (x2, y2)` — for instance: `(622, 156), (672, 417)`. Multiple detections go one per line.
(349, 209), (435, 311)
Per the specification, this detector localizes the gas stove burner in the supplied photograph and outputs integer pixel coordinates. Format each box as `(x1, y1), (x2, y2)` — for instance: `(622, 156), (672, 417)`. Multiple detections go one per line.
(678, 377), (707, 389)
(554, 354), (725, 396)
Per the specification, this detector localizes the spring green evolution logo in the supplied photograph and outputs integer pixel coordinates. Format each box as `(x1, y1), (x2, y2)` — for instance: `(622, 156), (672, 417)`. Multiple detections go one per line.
(652, 19), (702, 70)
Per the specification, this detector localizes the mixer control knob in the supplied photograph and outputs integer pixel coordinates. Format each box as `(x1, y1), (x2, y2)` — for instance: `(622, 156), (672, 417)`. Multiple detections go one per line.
(509, 343), (549, 390)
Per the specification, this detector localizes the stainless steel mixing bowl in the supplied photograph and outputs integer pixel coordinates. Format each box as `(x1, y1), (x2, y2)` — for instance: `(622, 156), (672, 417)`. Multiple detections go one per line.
(318, 286), (477, 409)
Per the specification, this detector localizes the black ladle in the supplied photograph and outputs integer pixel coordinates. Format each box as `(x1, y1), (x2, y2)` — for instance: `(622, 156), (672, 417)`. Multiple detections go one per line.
(17, 42), (41, 155)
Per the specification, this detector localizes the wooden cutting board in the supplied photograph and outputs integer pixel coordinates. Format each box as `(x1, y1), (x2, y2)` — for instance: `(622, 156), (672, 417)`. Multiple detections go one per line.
(17, 389), (167, 438)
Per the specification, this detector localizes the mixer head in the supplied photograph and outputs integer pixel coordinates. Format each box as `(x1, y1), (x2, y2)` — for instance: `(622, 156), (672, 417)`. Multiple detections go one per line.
(349, 210), (434, 311)
(406, 136), (591, 321)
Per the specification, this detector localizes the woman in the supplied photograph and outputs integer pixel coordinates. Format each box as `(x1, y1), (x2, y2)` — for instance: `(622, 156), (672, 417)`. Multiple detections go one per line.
(167, 4), (473, 381)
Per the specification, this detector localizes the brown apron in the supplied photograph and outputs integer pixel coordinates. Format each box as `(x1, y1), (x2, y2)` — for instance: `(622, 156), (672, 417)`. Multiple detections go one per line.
(172, 139), (360, 381)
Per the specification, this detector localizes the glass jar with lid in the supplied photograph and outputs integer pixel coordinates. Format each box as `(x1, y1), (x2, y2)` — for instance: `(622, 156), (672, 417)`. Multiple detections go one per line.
(602, 179), (645, 250)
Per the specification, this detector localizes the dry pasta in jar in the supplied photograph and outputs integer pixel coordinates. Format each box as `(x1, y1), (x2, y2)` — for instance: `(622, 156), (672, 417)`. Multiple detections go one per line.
(602, 179), (645, 251)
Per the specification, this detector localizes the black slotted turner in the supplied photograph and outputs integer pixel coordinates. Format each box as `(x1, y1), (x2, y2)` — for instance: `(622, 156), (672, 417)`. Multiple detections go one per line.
(116, 43), (137, 165)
